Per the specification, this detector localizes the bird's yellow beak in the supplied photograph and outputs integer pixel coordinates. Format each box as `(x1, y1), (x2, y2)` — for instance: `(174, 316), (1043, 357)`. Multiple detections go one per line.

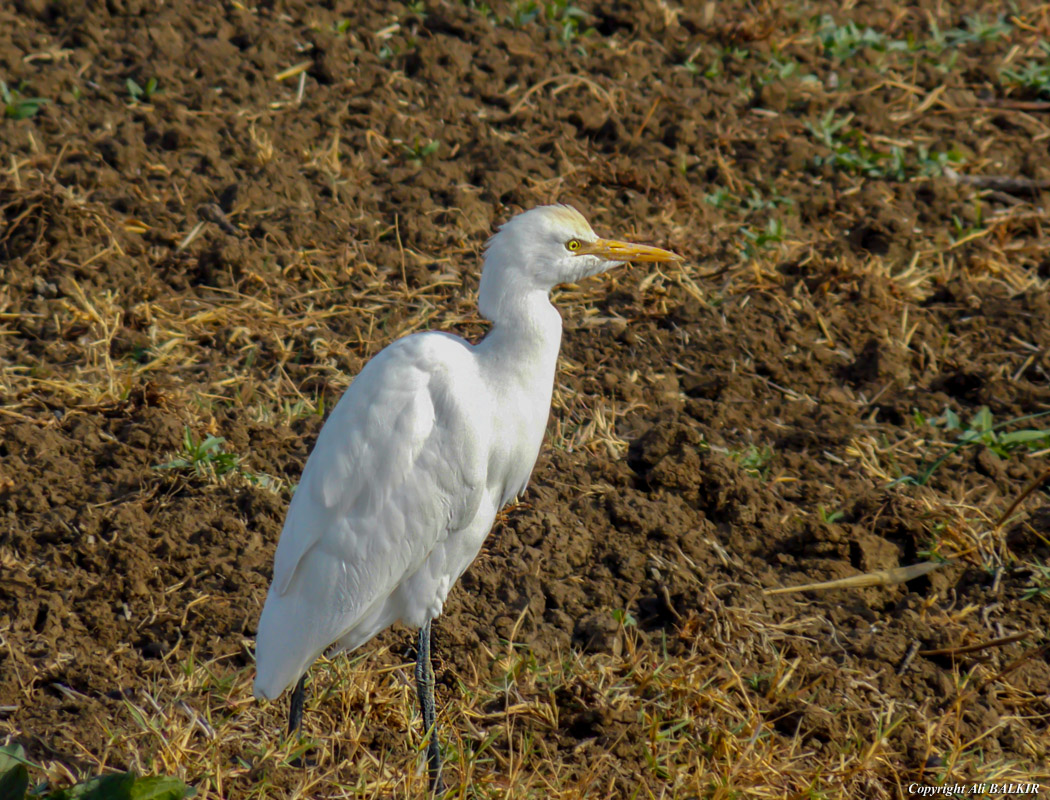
(576, 238), (682, 263)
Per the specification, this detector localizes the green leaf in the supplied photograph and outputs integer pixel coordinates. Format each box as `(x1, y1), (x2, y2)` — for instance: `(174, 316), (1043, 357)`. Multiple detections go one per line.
(0, 764), (28, 800)
(129, 775), (194, 800)
(50, 772), (136, 800)
(0, 744), (30, 800)
(9, 99), (49, 120)
(199, 435), (225, 452)
(0, 743), (30, 767)
(999, 429), (1050, 446)
(970, 406), (994, 434)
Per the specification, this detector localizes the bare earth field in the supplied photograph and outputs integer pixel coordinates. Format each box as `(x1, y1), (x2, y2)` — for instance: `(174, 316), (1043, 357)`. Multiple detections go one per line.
(2, 1), (1049, 798)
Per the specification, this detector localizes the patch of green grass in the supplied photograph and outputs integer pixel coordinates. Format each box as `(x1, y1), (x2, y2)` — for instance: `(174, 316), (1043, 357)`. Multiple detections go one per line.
(548, 0), (590, 44)
(743, 187), (794, 212)
(942, 407), (1050, 458)
(401, 137), (440, 162)
(1, 80), (49, 120)
(758, 55), (818, 86)
(897, 407), (1050, 486)
(950, 202), (986, 245)
(739, 218), (787, 258)
(806, 110), (963, 180)
(153, 427), (283, 491)
(942, 14), (1012, 47)
(703, 186), (734, 209)
(730, 444), (775, 479)
(507, 0), (591, 43)
(155, 428), (241, 479)
(818, 15), (909, 61)
(705, 186), (794, 214)
(126, 76), (158, 104)
(806, 111), (887, 176)
(684, 44), (751, 81)
(1020, 561), (1050, 602)
(1001, 42), (1050, 98)
(818, 505), (845, 525)
(915, 145), (964, 177)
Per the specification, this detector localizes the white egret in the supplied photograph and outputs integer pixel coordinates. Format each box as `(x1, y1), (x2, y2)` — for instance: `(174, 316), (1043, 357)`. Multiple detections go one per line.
(253, 204), (680, 792)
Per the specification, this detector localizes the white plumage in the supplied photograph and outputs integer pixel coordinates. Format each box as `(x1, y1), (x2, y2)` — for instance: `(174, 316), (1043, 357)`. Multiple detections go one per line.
(253, 204), (679, 789)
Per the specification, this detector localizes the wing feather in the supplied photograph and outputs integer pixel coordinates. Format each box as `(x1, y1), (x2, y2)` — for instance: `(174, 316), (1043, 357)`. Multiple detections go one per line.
(254, 332), (490, 697)
(274, 332), (486, 596)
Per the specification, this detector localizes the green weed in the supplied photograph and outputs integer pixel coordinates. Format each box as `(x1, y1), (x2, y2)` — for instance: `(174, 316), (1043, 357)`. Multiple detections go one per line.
(818, 505), (845, 525)
(730, 444), (775, 479)
(1, 80), (49, 120)
(818, 16), (908, 61)
(703, 187), (734, 209)
(950, 202), (986, 245)
(126, 77), (158, 103)
(155, 428), (240, 479)
(402, 137), (440, 162)
(683, 56), (721, 80)
(0, 743), (192, 800)
(1001, 42), (1050, 98)
(897, 408), (1050, 486)
(153, 428), (283, 491)
(806, 111), (884, 175)
(758, 55), (817, 86)
(548, 0), (590, 43)
(508, 0), (590, 42)
(943, 14), (1012, 47)
(739, 218), (787, 258)
(940, 407), (1050, 458)
(916, 145), (964, 177)
(744, 187), (794, 212)
(806, 110), (962, 179)
(706, 186), (794, 214)
(1020, 562), (1050, 602)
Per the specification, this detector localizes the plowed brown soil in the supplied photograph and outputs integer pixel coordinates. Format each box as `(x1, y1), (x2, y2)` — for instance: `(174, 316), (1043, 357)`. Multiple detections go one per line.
(2, 1), (1049, 798)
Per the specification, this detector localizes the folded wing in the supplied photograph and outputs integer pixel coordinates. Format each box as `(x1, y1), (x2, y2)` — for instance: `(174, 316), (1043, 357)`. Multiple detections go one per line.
(254, 332), (490, 698)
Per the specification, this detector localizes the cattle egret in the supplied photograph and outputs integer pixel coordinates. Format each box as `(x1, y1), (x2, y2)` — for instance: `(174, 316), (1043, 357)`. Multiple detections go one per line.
(254, 205), (680, 792)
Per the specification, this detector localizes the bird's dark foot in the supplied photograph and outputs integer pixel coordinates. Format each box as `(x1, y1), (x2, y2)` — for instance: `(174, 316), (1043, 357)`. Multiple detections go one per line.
(424, 722), (445, 796)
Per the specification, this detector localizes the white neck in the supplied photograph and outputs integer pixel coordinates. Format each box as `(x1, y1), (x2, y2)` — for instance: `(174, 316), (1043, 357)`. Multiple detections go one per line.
(474, 289), (563, 383)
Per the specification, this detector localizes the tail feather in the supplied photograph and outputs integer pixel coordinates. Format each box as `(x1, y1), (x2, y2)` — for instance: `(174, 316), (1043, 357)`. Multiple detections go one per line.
(253, 591), (328, 700)
(253, 569), (401, 700)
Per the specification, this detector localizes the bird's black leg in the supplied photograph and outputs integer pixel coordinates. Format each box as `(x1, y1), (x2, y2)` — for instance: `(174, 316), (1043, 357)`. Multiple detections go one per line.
(286, 673), (309, 768)
(288, 673), (307, 736)
(416, 620), (445, 795)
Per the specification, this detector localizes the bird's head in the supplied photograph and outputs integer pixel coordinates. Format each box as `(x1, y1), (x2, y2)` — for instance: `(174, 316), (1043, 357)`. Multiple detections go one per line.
(479, 205), (680, 319)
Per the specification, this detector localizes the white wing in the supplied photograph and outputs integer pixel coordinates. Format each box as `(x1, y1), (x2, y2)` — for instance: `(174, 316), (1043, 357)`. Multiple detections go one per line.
(254, 332), (491, 698)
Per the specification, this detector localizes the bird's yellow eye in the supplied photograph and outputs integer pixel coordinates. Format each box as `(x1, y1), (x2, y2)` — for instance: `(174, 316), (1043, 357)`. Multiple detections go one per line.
(566, 239), (582, 252)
